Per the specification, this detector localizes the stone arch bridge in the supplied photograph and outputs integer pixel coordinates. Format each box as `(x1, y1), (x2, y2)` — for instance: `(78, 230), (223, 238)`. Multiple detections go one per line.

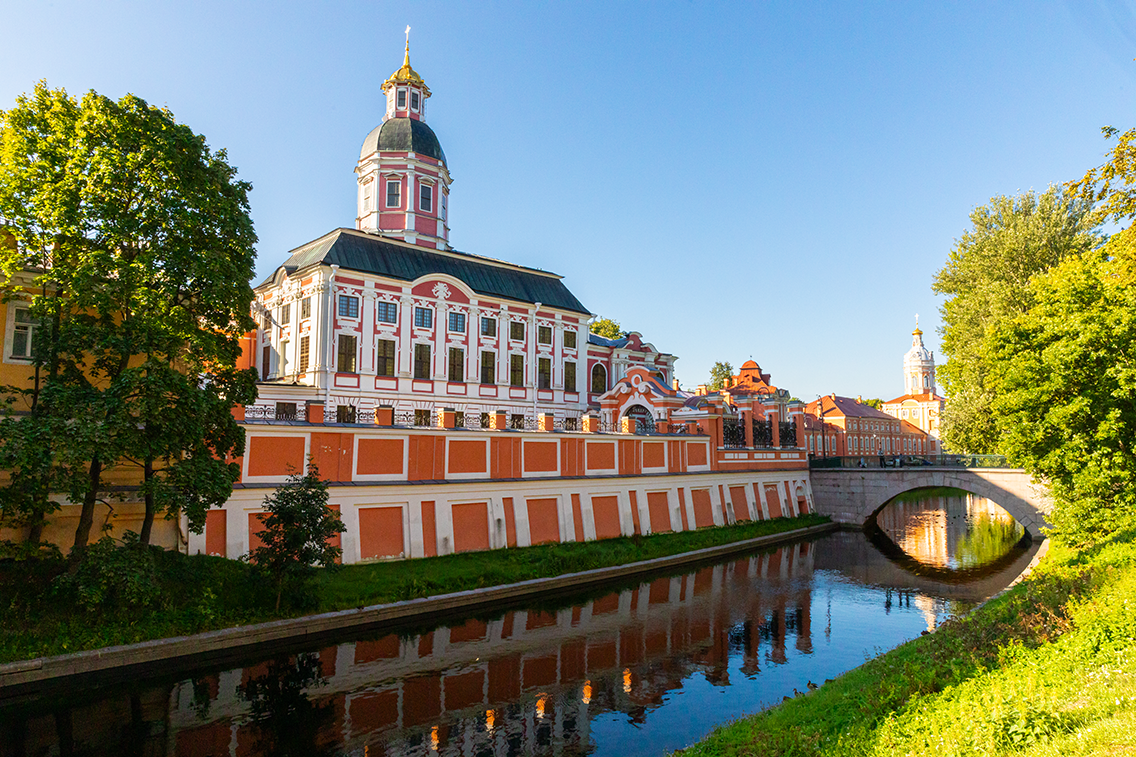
(809, 467), (1053, 538)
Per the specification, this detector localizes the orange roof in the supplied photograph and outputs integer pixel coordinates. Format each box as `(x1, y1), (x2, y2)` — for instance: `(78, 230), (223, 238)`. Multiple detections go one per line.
(884, 392), (944, 404)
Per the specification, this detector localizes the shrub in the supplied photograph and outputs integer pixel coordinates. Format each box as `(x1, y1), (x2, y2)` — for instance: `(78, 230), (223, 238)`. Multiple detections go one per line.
(53, 531), (160, 612)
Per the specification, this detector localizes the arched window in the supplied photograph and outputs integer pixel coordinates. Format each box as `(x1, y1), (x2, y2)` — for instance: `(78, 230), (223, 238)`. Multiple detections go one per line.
(591, 364), (607, 394)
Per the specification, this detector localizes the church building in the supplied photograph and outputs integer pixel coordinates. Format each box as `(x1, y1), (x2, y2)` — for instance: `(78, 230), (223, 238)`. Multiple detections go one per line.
(248, 41), (676, 426)
(881, 320), (945, 453)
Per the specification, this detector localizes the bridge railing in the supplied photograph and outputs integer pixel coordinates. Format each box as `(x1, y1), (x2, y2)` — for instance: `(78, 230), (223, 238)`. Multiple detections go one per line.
(809, 454), (1011, 470)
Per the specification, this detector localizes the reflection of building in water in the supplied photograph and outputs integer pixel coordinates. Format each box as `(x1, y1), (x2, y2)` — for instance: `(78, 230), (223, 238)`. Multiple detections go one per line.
(913, 595), (939, 632)
(9, 544), (816, 756)
(875, 491), (1021, 570)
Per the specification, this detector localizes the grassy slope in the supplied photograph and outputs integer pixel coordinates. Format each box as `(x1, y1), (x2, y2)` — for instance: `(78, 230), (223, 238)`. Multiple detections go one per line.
(0, 514), (827, 665)
(678, 530), (1136, 757)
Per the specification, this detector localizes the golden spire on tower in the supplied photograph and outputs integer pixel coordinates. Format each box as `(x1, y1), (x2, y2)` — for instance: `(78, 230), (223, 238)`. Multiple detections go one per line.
(382, 26), (431, 95)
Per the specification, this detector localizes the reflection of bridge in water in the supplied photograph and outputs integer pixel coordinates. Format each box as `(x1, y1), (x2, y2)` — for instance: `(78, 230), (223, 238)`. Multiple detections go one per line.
(6, 544), (819, 756)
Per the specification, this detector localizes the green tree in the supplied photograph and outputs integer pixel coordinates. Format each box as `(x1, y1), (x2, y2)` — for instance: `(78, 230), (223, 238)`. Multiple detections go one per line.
(988, 128), (1136, 546)
(248, 462), (346, 611)
(0, 83), (258, 555)
(708, 361), (734, 390)
(589, 316), (624, 340)
(932, 187), (1100, 454)
(859, 397), (883, 410)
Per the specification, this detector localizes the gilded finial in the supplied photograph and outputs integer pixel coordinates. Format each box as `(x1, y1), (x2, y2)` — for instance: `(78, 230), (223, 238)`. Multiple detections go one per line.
(404, 25), (411, 65)
(383, 26), (431, 95)
(913, 313), (922, 336)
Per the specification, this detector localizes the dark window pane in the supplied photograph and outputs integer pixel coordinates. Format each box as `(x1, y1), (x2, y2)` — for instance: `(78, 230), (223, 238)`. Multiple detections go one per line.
(538, 326), (551, 344)
(510, 354), (524, 387)
(337, 334), (357, 373)
(510, 322), (524, 341)
(414, 343), (431, 379)
(376, 339), (396, 376)
(480, 351), (495, 384)
(564, 361), (576, 393)
(376, 301), (398, 323)
(564, 331), (576, 349)
(538, 358), (551, 389)
(448, 347), (464, 382)
(481, 317), (496, 337)
(338, 295), (359, 319)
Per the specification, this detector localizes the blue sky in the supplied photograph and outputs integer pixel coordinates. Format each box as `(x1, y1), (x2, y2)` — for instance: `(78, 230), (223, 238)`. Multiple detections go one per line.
(2, 1), (1134, 399)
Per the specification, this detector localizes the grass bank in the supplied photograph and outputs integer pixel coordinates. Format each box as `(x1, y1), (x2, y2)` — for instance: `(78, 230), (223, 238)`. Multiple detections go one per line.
(0, 514), (827, 666)
(679, 528), (1136, 756)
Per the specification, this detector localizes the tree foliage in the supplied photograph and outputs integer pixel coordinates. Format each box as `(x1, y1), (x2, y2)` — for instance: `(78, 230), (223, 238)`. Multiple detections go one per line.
(0, 82), (258, 554)
(247, 462), (345, 611)
(986, 128), (1136, 546)
(932, 187), (1100, 453)
(708, 361), (734, 391)
(589, 316), (624, 340)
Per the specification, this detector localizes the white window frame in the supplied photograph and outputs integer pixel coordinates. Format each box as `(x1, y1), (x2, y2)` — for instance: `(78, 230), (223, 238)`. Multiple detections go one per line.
(338, 294), (360, 320)
(397, 88), (407, 109)
(375, 300), (398, 325)
(385, 179), (401, 208)
(4, 303), (37, 364)
(448, 311), (466, 333)
(413, 306), (433, 330)
(419, 183), (433, 213)
(411, 90), (420, 111)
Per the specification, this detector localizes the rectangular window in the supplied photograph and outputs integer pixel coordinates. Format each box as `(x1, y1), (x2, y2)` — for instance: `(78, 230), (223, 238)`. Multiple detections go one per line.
(564, 360), (576, 393)
(537, 325), (552, 345)
(414, 307), (433, 329)
(480, 317), (496, 337)
(275, 402), (297, 421)
(11, 307), (37, 360)
(414, 343), (431, 379)
(414, 409), (432, 427)
(538, 357), (551, 389)
(334, 405), (355, 424)
(300, 297), (311, 320)
(337, 334), (357, 373)
(564, 330), (576, 349)
(376, 339), (396, 377)
(280, 303), (291, 325)
(397, 89), (406, 109)
(338, 295), (359, 319)
(420, 184), (433, 212)
(448, 312), (466, 333)
(299, 335), (309, 372)
(510, 354), (524, 387)
(363, 183), (374, 212)
(386, 180), (401, 208)
(376, 301), (397, 323)
(448, 347), (464, 382)
(510, 414), (525, 430)
(479, 412), (490, 429)
(261, 345), (271, 378)
(510, 321), (525, 341)
(441, 192), (447, 220)
(480, 351), (495, 384)
(411, 91), (420, 110)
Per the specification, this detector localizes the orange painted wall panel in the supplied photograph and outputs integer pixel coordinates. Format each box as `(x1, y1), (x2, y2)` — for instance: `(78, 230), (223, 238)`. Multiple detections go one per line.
(691, 489), (714, 528)
(765, 484), (784, 518)
(526, 498), (560, 545)
(571, 493), (584, 542)
(349, 690), (398, 733)
(591, 495), (622, 539)
(677, 488), (689, 530)
(422, 501), (437, 557)
(629, 489), (641, 534)
(491, 437), (522, 479)
(586, 442), (615, 470)
(448, 440), (487, 474)
(642, 442), (665, 469)
(619, 440), (640, 476)
(560, 438), (585, 477)
(327, 504), (341, 563)
(688, 442), (708, 467)
(523, 441), (558, 473)
(444, 669), (486, 711)
(311, 432), (353, 481)
(248, 513), (267, 554)
(354, 635), (400, 664)
(647, 491), (671, 533)
(503, 496), (517, 547)
(452, 502), (490, 553)
(359, 506), (404, 559)
(356, 438), (404, 475)
(668, 440), (684, 473)
(205, 510), (226, 557)
(729, 486), (751, 522)
(247, 436), (305, 477)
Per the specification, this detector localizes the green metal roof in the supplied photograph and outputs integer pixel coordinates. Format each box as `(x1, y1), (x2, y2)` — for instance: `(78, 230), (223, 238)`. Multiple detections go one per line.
(264, 229), (591, 315)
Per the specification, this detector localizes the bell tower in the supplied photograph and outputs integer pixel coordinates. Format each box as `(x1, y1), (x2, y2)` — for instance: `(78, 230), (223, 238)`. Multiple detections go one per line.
(903, 316), (936, 395)
(355, 29), (452, 250)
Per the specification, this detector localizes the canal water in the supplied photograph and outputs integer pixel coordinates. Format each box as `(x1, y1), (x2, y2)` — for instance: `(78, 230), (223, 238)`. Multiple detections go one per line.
(0, 488), (1036, 757)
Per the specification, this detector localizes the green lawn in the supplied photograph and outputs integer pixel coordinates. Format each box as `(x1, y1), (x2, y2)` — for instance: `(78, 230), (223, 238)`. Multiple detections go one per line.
(677, 528), (1136, 757)
(0, 514), (827, 665)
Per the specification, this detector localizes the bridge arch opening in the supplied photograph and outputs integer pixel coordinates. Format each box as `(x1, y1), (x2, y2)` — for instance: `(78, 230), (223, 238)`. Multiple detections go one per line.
(866, 486), (1031, 580)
